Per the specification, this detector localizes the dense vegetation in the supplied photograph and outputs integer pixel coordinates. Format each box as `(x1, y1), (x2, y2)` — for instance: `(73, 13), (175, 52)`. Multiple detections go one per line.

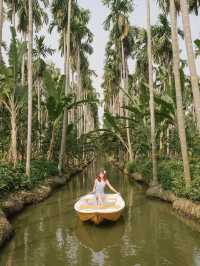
(1, 0), (200, 203)
(101, 0), (200, 201)
(0, 0), (99, 194)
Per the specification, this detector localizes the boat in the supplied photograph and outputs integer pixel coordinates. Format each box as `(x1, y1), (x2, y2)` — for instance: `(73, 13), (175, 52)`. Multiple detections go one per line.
(74, 193), (125, 225)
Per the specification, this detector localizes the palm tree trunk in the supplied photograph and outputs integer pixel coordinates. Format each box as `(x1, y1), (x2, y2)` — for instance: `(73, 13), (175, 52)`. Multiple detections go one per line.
(58, 0), (72, 174)
(8, 98), (18, 168)
(166, 126), (170, 156)
(180, 0), (200, 133)
(147, 0), (158, 185)
(11, 0), (16, 29)
(21, 33), (27, 86)
(170, 0), (191, 188)
(0, 0), (3, 63)
(37, 78), (41, 152)
(121, 41), (133, 161)
(47, 121), (57, 161)
(26, 0), (33, 177)
(77, 46), (82, 138)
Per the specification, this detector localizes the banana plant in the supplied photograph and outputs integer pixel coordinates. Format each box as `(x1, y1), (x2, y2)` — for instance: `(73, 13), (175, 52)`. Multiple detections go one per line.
(0, 27), (26, 167)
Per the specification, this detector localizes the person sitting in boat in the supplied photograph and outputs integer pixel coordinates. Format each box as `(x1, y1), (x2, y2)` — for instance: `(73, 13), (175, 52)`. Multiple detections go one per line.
(91, 170), (119, 206)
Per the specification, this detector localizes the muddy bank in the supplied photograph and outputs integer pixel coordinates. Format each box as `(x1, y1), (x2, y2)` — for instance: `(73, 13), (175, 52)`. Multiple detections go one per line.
(146, 185), (200, 222)
(0, 164), (89, 248)
(0, 210), (13, 247)
(146, 184), (177, 203)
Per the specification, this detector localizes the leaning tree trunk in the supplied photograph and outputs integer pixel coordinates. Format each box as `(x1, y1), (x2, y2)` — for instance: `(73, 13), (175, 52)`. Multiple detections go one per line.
(180, 0), (200, 133)
(58, 0), (72, 174)
(26, 0), (33, 177)
(170, 0), (191, 188)
(147, 0), (158, 185)
(0, 0), (3, 63)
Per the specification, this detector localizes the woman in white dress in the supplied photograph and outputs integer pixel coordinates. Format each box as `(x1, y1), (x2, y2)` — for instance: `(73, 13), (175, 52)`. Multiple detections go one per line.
(91, 170), (119, 205)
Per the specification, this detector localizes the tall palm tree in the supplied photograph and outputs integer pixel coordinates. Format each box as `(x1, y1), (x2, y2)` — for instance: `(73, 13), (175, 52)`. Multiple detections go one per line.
(58, 0), (72, 174)
(180, 0), (200, 133)
(33, 35), (54, 151)
(71, 7), (93, 138)
(25, 0), (33, 177)
(169, 0), (191, 187)
(16, 0), (49, 86)
(147, 0), (157, 185)
(0, 0), (3, 62)
(102, 0), (134, 160)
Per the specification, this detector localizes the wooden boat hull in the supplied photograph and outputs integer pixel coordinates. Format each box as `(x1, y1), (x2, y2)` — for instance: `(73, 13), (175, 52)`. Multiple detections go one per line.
(74, 194), (125, 225)
(78, 210), (122, 224)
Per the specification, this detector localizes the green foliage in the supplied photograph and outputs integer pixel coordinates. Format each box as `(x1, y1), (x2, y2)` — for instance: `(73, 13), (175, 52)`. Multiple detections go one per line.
(125, 159), (152, 182)
(126, 161), (137, 174)
(189, 177), (200, 201)
(125, 158), (200, 201)
(158, 159), (183, 190)
(157, 159), (200, 201)
(0, 160), (58, 196)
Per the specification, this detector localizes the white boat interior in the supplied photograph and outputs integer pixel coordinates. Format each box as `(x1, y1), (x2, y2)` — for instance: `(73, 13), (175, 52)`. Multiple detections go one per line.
(74, 193), (125, 214)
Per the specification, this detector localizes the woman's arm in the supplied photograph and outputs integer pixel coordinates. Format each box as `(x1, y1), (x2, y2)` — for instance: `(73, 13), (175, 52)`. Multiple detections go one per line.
(89, 180), (96, 194)
(106, 180), (119, 194)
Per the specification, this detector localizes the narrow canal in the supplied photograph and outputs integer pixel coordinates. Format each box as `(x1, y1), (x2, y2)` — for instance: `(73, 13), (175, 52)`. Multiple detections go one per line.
(1, 163), (200, 266)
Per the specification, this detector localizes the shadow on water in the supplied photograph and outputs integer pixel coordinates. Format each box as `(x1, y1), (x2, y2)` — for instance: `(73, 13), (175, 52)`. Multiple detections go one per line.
(1, 161), (200, 266)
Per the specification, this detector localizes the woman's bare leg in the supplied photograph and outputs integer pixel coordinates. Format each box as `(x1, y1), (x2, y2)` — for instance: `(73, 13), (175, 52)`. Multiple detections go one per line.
(98, 194), (103, 205)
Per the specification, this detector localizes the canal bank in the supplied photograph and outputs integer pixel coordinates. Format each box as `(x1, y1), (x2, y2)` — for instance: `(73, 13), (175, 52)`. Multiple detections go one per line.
(1, 163), (200, 266)
(109, 158), (200, 224)
(0, 162), (91, 248)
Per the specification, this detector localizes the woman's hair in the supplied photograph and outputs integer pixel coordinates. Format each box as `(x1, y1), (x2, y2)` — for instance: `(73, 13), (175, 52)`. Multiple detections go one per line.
(96, 170), (107, 181)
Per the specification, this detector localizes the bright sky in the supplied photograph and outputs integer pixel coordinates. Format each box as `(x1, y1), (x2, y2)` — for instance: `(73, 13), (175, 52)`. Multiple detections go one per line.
(2, 0), (200, 124)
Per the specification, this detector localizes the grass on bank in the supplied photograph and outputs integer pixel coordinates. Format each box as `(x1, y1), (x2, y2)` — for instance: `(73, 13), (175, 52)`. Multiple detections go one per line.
(126, 158), (200, 202)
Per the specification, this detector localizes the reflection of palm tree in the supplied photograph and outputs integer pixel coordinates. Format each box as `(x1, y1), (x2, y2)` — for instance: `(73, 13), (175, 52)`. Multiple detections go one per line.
(6, 240), (15, 266)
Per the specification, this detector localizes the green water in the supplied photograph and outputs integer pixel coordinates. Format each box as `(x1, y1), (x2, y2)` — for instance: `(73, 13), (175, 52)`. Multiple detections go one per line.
(1, 164), (200, 266)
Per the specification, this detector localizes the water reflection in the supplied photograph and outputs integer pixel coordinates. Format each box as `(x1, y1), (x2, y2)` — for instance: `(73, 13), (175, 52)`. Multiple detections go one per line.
(0, 163), (200, 266)
(75, 219), (125, 252)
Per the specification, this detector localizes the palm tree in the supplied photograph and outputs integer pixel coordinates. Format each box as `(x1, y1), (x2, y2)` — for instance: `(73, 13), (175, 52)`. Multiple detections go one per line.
(6, 0), (19, 28)
(147, 0), (158, 185)
(0, 0), (3, 62)
(16, 0), (49, 86)
(71, 7), (93, 138)
(102, 0), (134, 160)
(25, 0), (33, 177)
(58, 0), (72, 174)
(33, 35), (54, 151)
(180, 0), (200, 133)
(169, 0), (191, 187)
